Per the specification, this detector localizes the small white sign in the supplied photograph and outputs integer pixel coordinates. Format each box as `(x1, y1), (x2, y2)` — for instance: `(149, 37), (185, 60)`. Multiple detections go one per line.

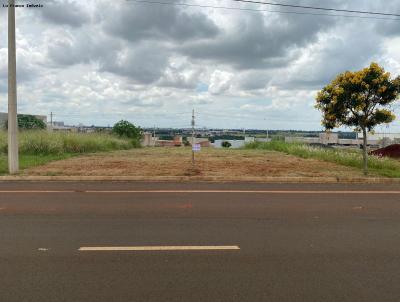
(192, 144), (201, 152)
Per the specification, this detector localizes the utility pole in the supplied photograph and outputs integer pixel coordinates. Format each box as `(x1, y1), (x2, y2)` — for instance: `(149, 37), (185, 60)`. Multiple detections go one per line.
(264, 118), (269, 140)
(8, 0), (19, 174)
(50, 112), (53, 131)
(153, 125), (156, 147)
(191, 109), (195, 165)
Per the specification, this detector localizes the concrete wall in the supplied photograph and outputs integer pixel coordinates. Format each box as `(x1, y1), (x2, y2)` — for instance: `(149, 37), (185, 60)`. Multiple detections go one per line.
(142, 132), (158, 147)
(337, 139), (361, 146)
(319, 133), (338, 145)
(213, 139), (246, 149)
(244, 136), (255, 143)
(285, 137), (320, 144)
(256, 138), (272, 143)
(142, 133), (153, 147)
(357, 132), (400, 140)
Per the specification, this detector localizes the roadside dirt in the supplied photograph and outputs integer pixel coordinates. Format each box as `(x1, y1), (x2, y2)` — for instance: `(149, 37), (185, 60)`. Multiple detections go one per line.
(23, 147), (368, 178)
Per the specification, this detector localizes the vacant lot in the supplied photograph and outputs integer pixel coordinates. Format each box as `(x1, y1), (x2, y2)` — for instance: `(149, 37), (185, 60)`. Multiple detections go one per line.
(24, 147), (370, 179)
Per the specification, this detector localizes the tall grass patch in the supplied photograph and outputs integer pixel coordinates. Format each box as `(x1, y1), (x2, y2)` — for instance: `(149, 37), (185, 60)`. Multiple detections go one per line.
(246, 141), (400, 178)
(0, 130), (139, 155)
(0, 131), (6, 153)
(0, 130), (140, 174)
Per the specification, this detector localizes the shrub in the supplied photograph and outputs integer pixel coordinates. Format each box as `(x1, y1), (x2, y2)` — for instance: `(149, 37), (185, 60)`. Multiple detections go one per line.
(112, 120), (142, 139)
(5, 115), (47, 130)
(221, 141), (232, 148)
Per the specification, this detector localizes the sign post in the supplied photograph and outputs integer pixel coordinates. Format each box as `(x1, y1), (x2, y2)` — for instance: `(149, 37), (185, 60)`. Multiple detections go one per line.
(191, 109), (195, 165)
(192, 144), (201, 152)
(192, 143), (201, 165)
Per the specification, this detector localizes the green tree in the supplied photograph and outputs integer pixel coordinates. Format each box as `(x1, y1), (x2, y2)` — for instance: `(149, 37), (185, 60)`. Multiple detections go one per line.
(112, 120), (142, 140)
(316, 63), (400, 175)
(221, 141), (232, 148)
(5, 114), (47, 130)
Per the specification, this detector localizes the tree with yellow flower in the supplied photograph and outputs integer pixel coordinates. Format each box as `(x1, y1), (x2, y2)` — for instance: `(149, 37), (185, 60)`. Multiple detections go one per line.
(316, 63), (400, 175)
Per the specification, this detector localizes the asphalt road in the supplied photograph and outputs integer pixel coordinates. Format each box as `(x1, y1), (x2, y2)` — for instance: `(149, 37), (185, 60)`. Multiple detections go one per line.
(1, 182), (400, 302)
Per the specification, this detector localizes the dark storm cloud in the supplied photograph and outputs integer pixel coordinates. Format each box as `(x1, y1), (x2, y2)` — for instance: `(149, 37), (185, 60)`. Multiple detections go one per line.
(38, 0), (89, 27)
(157, 74), (199, 90)
(47, 31), (120, 66)
(376, 19), (400, 37)
(286, 23), (385, 90)
(99, 43), (170, 84)
(0, 56), (38, 84)
(41, 0), (399, 92)
(46, 29), (172, 84)
(180, 12), (336, 70)
(0, 81), (6, 93)
(237, 70), (274, 90)
(0, 67), (37, 95)
(101, 1), (219, 42)
(45, 0), (218, 84)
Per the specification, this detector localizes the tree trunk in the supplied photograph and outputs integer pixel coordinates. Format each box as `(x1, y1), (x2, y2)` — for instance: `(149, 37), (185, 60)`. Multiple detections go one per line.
(362, 127), (368, 175)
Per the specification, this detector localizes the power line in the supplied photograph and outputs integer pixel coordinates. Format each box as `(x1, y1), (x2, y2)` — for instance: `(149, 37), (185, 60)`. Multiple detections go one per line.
(228, 0), (400, 17)
(126, 0), (400, 21)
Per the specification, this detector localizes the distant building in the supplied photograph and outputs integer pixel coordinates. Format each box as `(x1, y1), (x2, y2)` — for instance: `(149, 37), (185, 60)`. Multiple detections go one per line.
(142, 132), (156, 147)
(0, 112), (47, 129)
(284, 131), (400, 148)
(142, 134), (186, 147)
(51, 125), (75, 132)
(48, 121), (76, 132)
(187, 137), (210, 147)
(52, 121), (65, 127)
(357, 132), (400, 147)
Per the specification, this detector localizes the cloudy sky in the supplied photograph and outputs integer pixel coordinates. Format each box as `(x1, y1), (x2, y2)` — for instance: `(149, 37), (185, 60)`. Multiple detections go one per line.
(0, 0), (400, 130)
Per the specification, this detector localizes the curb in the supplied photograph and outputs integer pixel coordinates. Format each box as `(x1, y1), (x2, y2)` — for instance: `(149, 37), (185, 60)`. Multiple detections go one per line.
(0, 175), (399, 184)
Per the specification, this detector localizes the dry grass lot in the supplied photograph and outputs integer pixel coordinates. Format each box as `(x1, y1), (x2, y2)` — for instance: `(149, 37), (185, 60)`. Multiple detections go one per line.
(24, 147), (369, 179)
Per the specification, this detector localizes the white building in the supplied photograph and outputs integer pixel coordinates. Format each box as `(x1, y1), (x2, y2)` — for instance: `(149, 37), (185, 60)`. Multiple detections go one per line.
(213, 137), (271, 149)
(357, 132), (400, 147)
(357, 132), (400, 141)
(285, 131), (400, 148)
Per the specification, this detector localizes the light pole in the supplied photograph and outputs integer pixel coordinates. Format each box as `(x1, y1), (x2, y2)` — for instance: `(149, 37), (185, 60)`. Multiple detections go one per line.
(191, 109), (195, 165)
(8, 0), (19, 174)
